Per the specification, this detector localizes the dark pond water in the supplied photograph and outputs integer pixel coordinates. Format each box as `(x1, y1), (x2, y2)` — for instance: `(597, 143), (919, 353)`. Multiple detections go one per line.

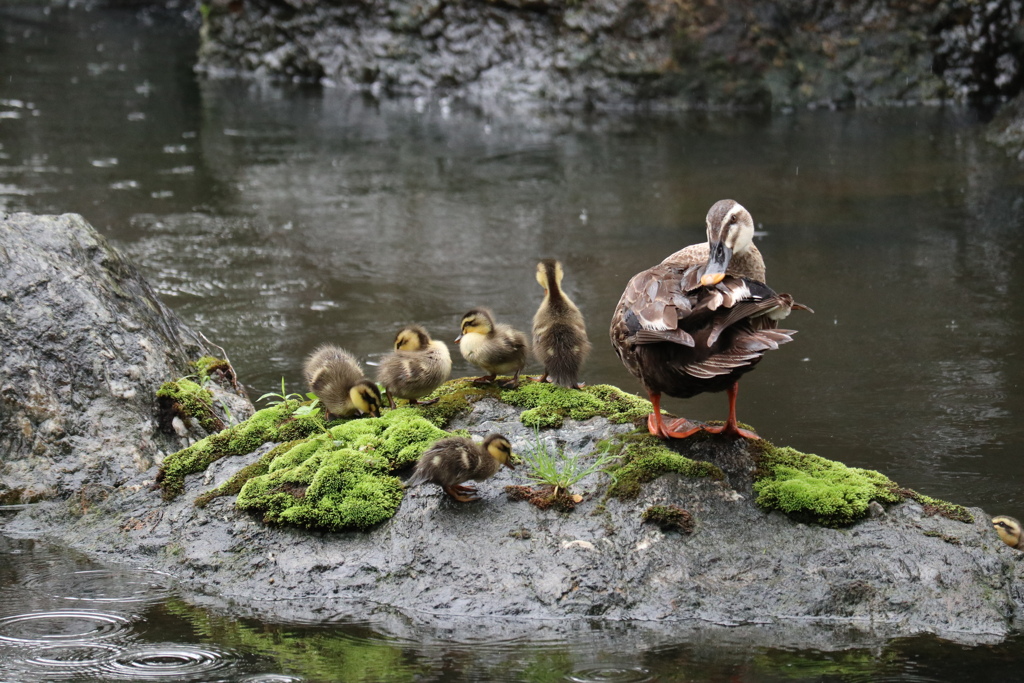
(3, 3), (1024, 680)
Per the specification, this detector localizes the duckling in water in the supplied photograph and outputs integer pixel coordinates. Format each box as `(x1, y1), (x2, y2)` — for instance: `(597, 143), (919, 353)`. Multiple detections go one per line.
(376, 325), (452, 409)
(302, 344), (381, 420)
(993, 515), (1024, 549)
(532, 259), (591, 389)
(407, 433), (515, 502)
(455, 308), (529, 388)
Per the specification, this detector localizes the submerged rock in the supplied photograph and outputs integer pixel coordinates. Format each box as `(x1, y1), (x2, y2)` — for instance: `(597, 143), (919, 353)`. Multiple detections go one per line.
(0, 213), (251, 504)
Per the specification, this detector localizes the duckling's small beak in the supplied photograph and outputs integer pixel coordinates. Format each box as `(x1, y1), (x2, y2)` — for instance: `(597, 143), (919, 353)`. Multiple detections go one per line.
(700, 241), (732, 287)
(454, 333), (463, 344)
(505, 460), (516, 471)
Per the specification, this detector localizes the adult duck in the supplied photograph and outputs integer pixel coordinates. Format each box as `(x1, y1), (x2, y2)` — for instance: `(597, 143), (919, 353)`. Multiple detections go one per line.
(609, 199), (809, 439)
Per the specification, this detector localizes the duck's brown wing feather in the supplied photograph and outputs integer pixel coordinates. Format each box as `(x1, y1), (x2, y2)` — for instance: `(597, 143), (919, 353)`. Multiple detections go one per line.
(611, 264), (806, 396)
(612, 265), (701, 348)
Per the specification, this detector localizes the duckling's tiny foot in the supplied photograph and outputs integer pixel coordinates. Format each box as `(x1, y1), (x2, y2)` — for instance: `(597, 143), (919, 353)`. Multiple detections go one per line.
(414, 398), (440, 406)
(443, 485), (479, 502)
(451, 484), (477, 494)
(533, 374), (550, 383)
(498, 379), (520, 389)
(471, 375), (497, 385)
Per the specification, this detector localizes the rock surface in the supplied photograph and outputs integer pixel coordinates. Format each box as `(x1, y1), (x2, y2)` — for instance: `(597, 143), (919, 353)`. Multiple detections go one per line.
(196, 0), (1023, 111)
(0, 213), (250, 504)
(6, 393), (1024, 647)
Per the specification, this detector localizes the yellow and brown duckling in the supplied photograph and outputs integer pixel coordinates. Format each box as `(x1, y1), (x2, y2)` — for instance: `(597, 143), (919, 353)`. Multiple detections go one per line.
(302, 344), (381, 420)
(993, 515), (1024, 549)
(610, 199), (811, 440)
(376, 324), (452, 409)
(455, 308), (529, 388)
(532, 259), (591, 389)
(407, 433), (515, 502)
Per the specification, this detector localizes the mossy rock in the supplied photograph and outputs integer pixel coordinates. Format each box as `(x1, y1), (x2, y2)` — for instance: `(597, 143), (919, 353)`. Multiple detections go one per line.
(753, 445), (901, 527)
(237, 448), (404, 531)
(409, 378), (502, 428)
(501, 382), (653, 429)
(602, 431), (724, 499)
(752, 443), (972, 527)
(233, 410), (449, 531)
(157, 403), (322, 501)
(156, 377), (224, 434)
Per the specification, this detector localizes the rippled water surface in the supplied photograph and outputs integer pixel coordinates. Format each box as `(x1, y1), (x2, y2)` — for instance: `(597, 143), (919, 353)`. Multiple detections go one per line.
(3, 3), (1024, 680)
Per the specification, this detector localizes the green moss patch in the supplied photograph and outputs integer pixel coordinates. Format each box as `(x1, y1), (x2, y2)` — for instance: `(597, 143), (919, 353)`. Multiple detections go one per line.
(900, 489), (974, 524)
(752, 443), (973, 527)
(156, 378), (224, 434)
(753, 445), (901, 527)
(602, 432), (724, 499)
(501, 382), (653, 429)
(237, 447), (403, 531)
(157, 403), (322, 501)
(411, 378), (501, 428)
(194, 439), (305, 509)
(232, 410), (449, 531)
(642, 504), (695, 533)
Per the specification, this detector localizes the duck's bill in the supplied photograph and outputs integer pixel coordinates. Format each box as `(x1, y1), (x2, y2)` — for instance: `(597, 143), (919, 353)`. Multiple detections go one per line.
(700, 241), (732, 286)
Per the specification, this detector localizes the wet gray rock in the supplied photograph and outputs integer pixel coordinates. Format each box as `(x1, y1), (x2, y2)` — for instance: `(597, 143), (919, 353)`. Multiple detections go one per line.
(3, 212), (1024, 647)
(0, 213), (251, 504)
(195, 0), (1023, 111)
(6, 392), (1024, 647)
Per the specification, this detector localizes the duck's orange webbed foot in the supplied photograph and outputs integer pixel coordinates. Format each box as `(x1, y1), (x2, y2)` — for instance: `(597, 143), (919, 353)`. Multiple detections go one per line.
(703, 422), (760, 439)
(647, 411), (703, 440)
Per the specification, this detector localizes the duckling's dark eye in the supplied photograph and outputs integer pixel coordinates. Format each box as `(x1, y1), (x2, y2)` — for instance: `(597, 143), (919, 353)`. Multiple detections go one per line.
(729, 215), (737, 225)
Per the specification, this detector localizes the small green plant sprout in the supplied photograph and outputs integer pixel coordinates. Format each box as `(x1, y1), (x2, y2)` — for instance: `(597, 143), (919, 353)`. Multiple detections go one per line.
(257, 378), (306, 407)
(518, 429), (619, 498)
(291, 394), (321, 418)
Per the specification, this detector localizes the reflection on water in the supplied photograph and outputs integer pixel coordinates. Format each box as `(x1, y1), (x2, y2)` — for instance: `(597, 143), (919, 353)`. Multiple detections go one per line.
(4, 3), (1024, 680)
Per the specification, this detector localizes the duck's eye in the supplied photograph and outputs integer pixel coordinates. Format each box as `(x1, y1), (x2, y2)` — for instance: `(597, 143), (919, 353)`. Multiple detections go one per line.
(729, 215), (737, 225)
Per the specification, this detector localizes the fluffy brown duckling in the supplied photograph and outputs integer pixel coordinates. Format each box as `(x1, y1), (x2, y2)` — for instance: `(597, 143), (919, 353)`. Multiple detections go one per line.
(610, 199), (810, 440)
(455, 308), (529, 388)
(376, 325), (452, 409)
(302, 344), (381, 420)
(407, 433), (515, 502)
(532, 259), (591, 389)
(993, 515), (1024, 549)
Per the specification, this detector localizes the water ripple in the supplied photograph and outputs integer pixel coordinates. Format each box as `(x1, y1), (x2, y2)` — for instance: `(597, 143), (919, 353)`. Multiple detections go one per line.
(22, 568), (175, 604)
(98, 643), (239, 680)
(565, 666), (654, 683)
(16, 642), (122, 679)
(0, 610), (134, 644)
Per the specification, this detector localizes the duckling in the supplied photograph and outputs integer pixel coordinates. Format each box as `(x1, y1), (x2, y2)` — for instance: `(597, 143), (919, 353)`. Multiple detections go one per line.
(532, 259), (591, 389)
(376, 325), (452, 409)
(993, 515), (1024, 549)
(610, 199), (810, 440)
(302, 344), (381, 420)
(407, 433), (515, 502)
(455, 308), (529, 388)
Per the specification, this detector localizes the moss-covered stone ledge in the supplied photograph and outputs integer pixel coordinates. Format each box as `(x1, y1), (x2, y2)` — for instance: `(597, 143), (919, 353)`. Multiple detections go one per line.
(153, 373), (972, 535)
